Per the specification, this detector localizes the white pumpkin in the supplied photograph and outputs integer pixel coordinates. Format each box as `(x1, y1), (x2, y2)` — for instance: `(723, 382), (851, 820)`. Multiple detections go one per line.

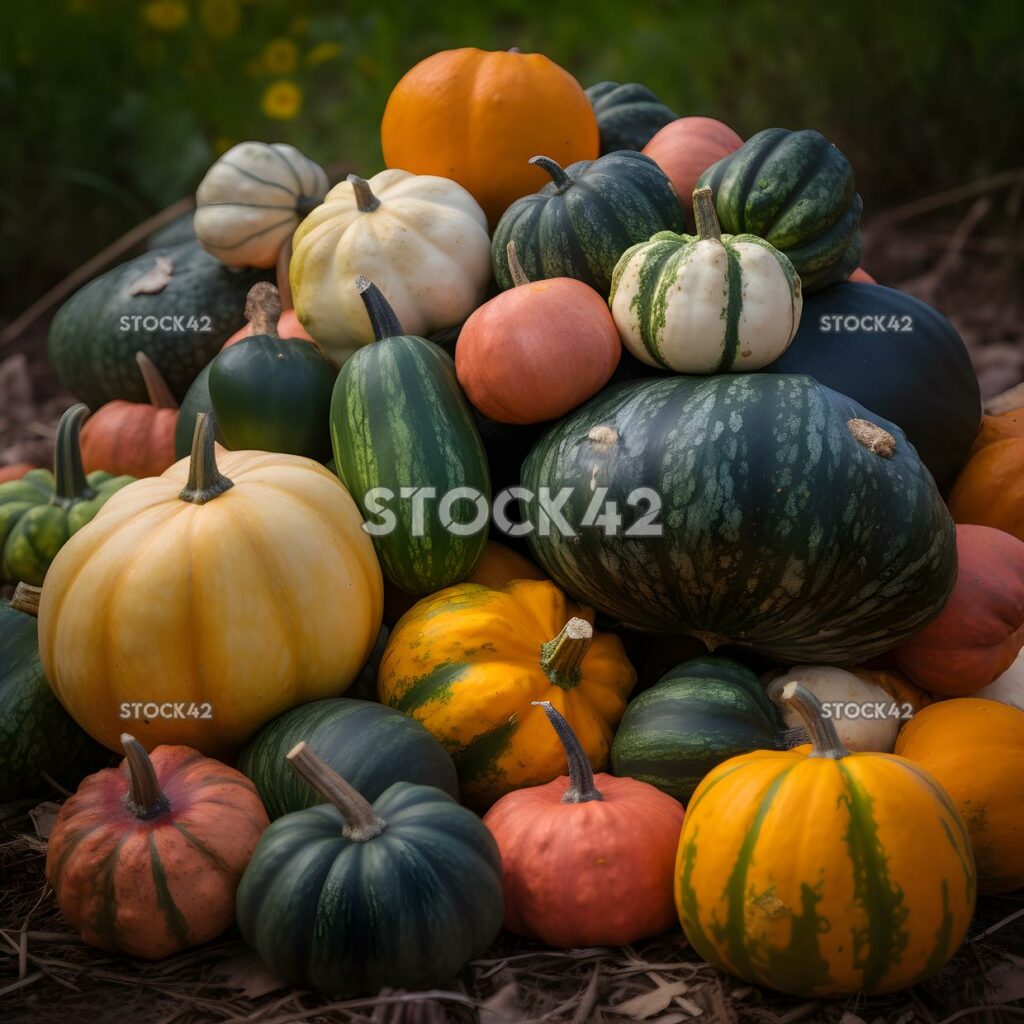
(975, 648), (1024, 711)
(289, 170), (491, 361)
(195, 142), (329, 269)
(609, 187), (802, 373)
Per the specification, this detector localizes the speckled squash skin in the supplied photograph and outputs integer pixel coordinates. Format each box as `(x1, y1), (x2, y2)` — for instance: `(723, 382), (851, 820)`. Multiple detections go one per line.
(585, 81), (678, 153)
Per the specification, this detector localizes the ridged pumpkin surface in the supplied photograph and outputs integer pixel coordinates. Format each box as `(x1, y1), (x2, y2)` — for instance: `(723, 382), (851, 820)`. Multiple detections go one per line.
(949, 435), (1024, 543)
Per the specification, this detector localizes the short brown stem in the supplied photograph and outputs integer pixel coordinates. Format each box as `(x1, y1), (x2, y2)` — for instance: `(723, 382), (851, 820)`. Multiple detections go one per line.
(120, 734), (170, 819)
(243, 282), (282, 338)
(136, 352), (177, 409)
(506, 242), (530, 287)
(347, 174), (381, 213)
(179, 413), (233, 505)
(10, 583), (41, 617)
(533, 701), (602, 803)
(780, 682), (850, 760)
(540, 617), (593, 690)
(692, 188), (722, 241)
(529, 155), (573, 194)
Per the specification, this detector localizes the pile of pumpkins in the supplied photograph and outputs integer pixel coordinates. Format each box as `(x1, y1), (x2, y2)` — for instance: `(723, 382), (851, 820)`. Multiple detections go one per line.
(2, 45), (1023, 1004)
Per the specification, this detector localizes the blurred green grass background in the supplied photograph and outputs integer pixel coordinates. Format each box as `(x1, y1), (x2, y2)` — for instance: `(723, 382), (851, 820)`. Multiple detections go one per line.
(2, 0), (1022, 316)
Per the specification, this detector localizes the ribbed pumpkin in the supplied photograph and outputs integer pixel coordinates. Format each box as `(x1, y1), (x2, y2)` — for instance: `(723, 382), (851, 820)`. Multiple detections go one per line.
(46, 735), (268, 958)
(492, 150), (685, 295)
(381, 47), (598, 224)
(676, 683), (976, 997)
(378, 579), (636, 807)
(896, 699), (1024, 894)
(585, 81), (678, 153)
(236, 742), (504, 995)
(892, 525), (1024, 696)
(484, 701), (684, 946)
(610, 188), (802, 372)
(468, 540), (546, 589)
(80, 352), (178, 478)
(456, 243), (620, 424)
(38, 415), (383, 755)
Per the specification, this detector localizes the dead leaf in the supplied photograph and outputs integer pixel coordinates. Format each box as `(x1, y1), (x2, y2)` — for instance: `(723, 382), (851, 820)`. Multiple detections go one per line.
(617, 980), (690, 1019)
(129, 256), (175, 295)
(985, 959), (1024, 1004)
(210, 950), (287, 998)
(478, 981), (523, 1024)
(29, 801), (60, 840)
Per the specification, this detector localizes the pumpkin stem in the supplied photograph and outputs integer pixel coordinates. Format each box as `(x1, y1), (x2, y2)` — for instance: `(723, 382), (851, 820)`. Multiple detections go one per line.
(355, 276), (403, 341)
(529, 155), (573, 194)
(244, 282), (282, 338)
(275, 233), (295, 308)
(506, 241), (530, 287)
(120, 734), (171, 819)
(540, 617), (593, 690)
(286, 741), (388, 842)
(51, 404), (95, 507)
(179, 413), (234, 505)
(347, 174), (381, 214)
(10, 582), (41, 617)
(533, 701), (603, 803)
(691, 187), (722, 242)
(780, 682), (850, 760)
(136, 352), (177, 409)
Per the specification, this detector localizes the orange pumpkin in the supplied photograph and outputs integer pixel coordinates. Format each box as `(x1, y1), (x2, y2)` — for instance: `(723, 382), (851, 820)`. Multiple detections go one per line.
(0, 463), (38, 484)
(849, 266), (877, 284)
(483, 701), (684, 946)
(969, 408), (1024, 455)
(641, 117), (743, 225)
(381, 48), (598, 224)
(80, 352), (178, 478)
(892, 524), (1024, 695)
(46, 734), (269, 958)
(467, 540), (546, 589)
(223, 307), (314, 349)
(896, 698), (1024, 893)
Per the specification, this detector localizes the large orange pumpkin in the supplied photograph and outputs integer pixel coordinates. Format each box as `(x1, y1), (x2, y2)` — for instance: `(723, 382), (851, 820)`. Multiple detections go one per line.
(381, 48), (598, 224)
(467, 540), (546, 589)
(892, 524), (1024, 695)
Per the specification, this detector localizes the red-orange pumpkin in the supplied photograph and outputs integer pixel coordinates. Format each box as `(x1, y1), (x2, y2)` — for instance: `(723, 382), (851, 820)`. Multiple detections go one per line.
(849, 266), (877, 284)
(224, 307), (314, 348)
(892, 524), (1024, 695)
(80, 352), (178, 478)
(46, 734), (269, 959)
(483, 701), (684, 947)
(0, 463), (38, 484)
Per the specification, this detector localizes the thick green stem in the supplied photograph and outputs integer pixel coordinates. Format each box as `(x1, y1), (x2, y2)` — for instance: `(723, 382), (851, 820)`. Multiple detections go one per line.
(51, 404), (94, 507)
(691, 187), (722, 241)
(355, 276), (403, 341)
(780, 682), (850, 760)
(533, 701), (603, 803)
(347, 174), (381, 213)
(244, 282), (282, 338)
(286, 741), (387, 841)
(121, 734), (170, 819)
(506, 241), (530, 287)
(136, 352), (177, 409)
(529, 155), (573, 194)
(10, 583), (41, 617)
(179, 413), (233, 505)
(540, 617), (593, 690)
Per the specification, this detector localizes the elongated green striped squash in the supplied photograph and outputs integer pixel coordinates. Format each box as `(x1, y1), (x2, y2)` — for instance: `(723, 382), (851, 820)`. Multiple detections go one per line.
(611, 656), (784, 802)
(330, 278), (490, 593)
(522, 374), (957, 662)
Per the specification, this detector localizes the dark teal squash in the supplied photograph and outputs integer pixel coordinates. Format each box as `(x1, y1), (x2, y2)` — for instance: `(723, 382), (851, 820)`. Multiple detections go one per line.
(174, 362), (220, 458)
(48, 241), (266, 408)
(763, 282), (981, 492)
(521, 374), (957, 662)
(330, 279), (490, 594)
(236, 743), (503, 995)
(236, 697), (458, 819)
(697, 128), (862, 292)
(491, 151), (685, 295)
(611, 655), (784, 802)
(585, 81), (678, 153)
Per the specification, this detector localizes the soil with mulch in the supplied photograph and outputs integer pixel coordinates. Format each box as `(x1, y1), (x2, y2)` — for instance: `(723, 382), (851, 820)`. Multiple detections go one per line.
(2, 181), (1024, 1023)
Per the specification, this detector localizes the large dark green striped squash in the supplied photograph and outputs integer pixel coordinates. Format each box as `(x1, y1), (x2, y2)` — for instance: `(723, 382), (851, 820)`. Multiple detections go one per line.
(237, 698), (458, 819)
(764, 282), (981, 491)
(522, 374), (957, 662)
(611, 656), (784, 802)
(49, 241), (266, 408)
(236, 743), (503, 996)
(585, 81), (678, 153)
(697, 128), (862, 292)
(491, 151), (685, 295)
(330, 278), (490, 594)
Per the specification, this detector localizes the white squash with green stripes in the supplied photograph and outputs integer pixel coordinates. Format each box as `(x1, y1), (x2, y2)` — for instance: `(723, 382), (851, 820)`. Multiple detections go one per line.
(609, 187), (802, 373)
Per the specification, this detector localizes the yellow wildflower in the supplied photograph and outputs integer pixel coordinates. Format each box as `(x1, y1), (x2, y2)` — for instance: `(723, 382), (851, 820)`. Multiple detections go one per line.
(261, 80), (302, 120)
(143, 0), (188, 31)
(307, 42), (342, 66)
(263, 38), (297, 75)
(201, 0), (240, 37)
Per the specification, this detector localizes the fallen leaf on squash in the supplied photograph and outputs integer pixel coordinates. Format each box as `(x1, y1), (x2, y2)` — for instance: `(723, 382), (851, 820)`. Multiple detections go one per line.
(129, 256), (175, 295)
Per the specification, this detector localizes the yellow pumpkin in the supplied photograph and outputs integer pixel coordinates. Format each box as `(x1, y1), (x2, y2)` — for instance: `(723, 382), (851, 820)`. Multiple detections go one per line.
(676, 682), (976, 997)
(378, 579), (635, 807)
(38, 415), (383, 756)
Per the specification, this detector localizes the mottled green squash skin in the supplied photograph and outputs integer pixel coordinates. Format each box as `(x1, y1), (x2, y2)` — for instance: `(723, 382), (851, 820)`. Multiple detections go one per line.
(235, 782), (504, 995)
(611, 655), (784, 802)
(491, 151), (685, 295)
(237, 698), (458, 819)
(522, 374), (957, 662)
(585, 81), (678, 153)
(697, 128), (862, 292)
(174, 361), (219, 458)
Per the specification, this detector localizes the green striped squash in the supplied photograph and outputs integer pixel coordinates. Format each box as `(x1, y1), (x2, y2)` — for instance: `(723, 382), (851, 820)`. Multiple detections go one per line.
(585, 81), (678, 153)
(522, 374), (957, 662)
(491, 151), (685, 295)
(330, 278), (490, 594)
(612, 656), (784, 802)
(697, 128), (863, 292)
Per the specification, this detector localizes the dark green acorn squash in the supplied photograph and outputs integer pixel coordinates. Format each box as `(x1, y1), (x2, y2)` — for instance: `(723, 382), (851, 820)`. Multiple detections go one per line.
(522, 374), (957, 662)
(237, 697), (458, 819)
(763, 282), (981, 492)
(697, 128), (862, 292)
(236, 743), (503, 995)
(48, 241), (266, 408)
(585, 81), (678, 153)
(491, 151), (685, 295)
(174, 361), (220, 458)
(611, 655), (784, 802)
(330, 278), (490, 594)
